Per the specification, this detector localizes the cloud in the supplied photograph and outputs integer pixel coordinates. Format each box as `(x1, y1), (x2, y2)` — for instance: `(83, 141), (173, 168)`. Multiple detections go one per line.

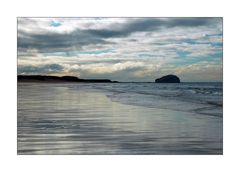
(18, 18), (221, 54)
(175, 61), (223, 81)
(17, 18), (223, 81)
(18, 64), (64, 75)
(18, 29), (111, 54)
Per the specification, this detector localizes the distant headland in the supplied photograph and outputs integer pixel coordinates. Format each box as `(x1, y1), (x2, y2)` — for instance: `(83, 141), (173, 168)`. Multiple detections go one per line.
(17, 75), (118, 83)
(18, 74), (181, 83)
(155, 75), (180, 83)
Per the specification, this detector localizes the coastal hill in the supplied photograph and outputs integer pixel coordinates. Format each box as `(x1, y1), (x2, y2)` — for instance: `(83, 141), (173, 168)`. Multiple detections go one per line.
(155, 75), (180, 83)
(18, 74), (181, 83)
(18, 75), (117, 83)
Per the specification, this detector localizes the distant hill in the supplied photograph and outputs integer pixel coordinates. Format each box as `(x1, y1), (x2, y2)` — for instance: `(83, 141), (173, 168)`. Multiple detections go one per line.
(18, 75), (117, 83)
(155, 75), (180, 83)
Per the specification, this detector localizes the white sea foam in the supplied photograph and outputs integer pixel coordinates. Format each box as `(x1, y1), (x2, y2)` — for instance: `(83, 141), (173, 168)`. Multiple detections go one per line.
(75, 82), (223, 117)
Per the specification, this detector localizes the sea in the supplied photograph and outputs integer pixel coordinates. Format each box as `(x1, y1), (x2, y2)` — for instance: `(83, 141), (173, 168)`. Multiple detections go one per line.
(17, 82), (223, 154)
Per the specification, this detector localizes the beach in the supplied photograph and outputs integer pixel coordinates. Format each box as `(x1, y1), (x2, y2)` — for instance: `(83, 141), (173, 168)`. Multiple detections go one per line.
(17, 82), (223, 154)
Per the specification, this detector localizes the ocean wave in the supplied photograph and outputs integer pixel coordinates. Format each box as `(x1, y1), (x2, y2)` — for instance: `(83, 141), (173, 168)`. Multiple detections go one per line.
(80, 83), (223, 117)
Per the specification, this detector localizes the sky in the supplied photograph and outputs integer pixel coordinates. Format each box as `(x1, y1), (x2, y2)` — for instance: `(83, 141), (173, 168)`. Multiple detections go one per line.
(17, 17), (223, 82)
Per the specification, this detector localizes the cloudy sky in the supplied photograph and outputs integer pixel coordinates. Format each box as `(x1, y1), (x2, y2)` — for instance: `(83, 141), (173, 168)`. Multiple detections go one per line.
(17, 17), (223, 82)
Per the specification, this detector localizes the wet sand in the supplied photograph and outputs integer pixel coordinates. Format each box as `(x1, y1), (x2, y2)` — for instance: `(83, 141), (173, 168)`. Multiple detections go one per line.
(17, 83), (223, 154)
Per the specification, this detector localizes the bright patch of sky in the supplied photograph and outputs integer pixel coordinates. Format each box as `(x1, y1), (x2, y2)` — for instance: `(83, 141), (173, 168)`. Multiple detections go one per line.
(49, 21), (62, 27)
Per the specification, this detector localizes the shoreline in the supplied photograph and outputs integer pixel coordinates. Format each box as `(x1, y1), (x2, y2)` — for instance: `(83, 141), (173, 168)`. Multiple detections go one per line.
(17, 82), (223, 154)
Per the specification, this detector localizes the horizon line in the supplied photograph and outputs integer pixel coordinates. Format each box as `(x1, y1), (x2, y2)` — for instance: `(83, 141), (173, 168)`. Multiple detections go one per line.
(17, 74), (223, 83)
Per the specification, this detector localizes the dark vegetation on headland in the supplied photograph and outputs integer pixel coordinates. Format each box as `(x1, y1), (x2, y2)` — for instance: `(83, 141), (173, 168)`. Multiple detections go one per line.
(17, 74), (181, 83)
(18, 75), (118, 83)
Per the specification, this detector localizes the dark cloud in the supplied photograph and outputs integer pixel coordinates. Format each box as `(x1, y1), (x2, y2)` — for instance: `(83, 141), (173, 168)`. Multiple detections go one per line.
(18, 29), (110, 54)
(88, 18), (216, 38)
(167, 18), (213, 27)
(120, 18), (214, 33)
(18, 18), (219, 55)
(83, 19), (163, 38)
(18, 64), (64, 74)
